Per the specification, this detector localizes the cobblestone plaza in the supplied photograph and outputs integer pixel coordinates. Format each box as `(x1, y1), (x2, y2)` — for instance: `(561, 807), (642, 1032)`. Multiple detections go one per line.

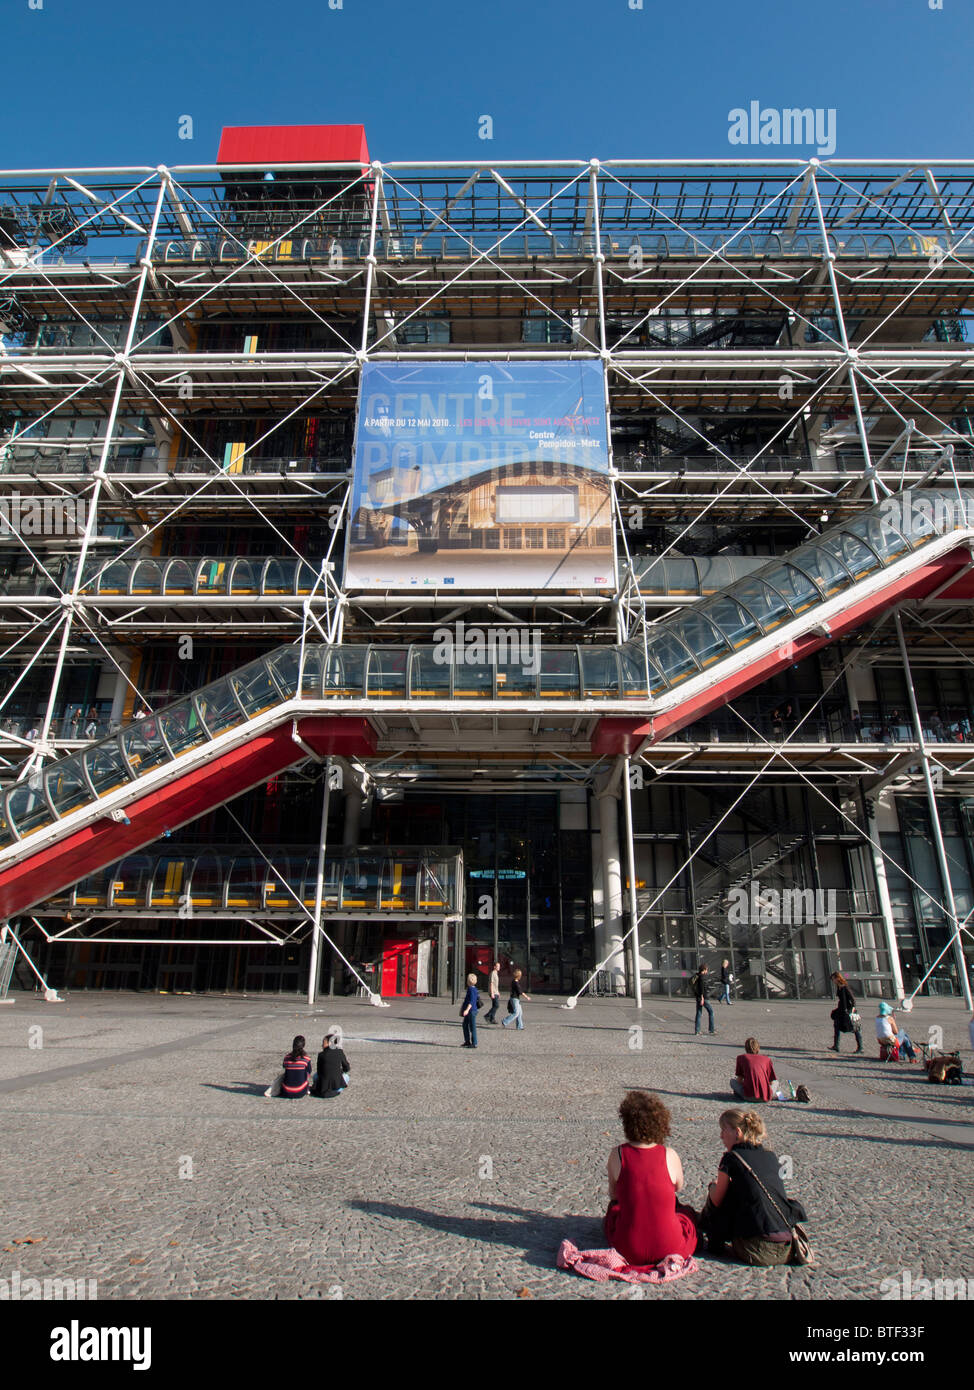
(1, 993), (970, 1302)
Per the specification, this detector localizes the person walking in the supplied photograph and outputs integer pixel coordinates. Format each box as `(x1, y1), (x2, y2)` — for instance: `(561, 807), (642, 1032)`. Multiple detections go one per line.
(692, 962), (716, 1035)
(501, 968), (530, 1030)
(484, 960), (501, 1024)
(460, 972), (479, 1048)
(719, 958), (733, 1005)
(829, 971), (863, 1054)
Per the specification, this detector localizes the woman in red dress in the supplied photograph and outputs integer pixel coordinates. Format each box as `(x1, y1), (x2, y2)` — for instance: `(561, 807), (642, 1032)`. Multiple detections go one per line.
(604, 1090), (698, 1265)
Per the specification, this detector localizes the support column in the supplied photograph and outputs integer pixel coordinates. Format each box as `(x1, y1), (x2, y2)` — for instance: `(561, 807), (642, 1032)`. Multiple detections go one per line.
(622, 756), (642, 1009)
(895, 614), (973, 1008)
(306, 761), (332, 1007)
(595, 781), (627, 995)
(869, 794), (906, 1001)
(343, 785), (362, 847)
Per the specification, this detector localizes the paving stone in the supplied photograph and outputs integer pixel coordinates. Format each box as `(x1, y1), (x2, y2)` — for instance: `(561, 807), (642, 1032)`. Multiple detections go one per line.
(0, 992), (970, 1300)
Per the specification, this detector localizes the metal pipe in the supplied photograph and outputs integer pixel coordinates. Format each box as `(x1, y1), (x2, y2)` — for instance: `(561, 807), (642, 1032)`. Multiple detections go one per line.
(894, 613), (973, 1008)
(622, 755), (642, 1009)
(306, 760), (333, 1006)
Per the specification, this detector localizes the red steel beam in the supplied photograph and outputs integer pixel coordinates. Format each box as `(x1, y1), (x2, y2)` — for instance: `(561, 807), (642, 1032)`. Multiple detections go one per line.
(591, 547), (971, 758)
(0, 717), (375, 920)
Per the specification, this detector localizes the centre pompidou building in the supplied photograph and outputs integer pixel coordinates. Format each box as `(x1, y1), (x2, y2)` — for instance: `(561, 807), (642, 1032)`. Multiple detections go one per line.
(0, 125), (972, 1008)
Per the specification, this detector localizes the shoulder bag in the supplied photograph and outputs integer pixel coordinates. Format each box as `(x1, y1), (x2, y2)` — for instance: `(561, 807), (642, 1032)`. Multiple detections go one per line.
(730, 1153), (815, 1266)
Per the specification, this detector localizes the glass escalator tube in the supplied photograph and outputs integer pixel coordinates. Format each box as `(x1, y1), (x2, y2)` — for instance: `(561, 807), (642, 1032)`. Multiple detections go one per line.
(667, 609), (734, 672)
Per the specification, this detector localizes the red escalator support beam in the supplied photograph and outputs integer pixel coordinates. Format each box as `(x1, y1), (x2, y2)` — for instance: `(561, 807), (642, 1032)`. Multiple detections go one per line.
(0, 717), (375, 920)
(591, 547), (971, 757)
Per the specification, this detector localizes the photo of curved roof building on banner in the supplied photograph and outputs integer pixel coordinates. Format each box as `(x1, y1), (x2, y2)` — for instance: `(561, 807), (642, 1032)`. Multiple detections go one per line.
(347, 361), (614, 589)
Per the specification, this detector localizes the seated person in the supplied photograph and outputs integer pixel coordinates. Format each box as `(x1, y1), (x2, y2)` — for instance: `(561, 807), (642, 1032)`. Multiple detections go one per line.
(701, 1109), (806, 1267)
(604, 1091), (698, 1266)
(731, 1037), (778, 1101)
(314, 1026), (351, 1098)
(876, 1002), (916, 1061)
(281, 1035), (313, 1098)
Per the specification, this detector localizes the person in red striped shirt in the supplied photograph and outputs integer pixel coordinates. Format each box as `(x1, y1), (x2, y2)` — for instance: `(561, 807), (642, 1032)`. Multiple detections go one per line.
(281, 1035), (313, 1098)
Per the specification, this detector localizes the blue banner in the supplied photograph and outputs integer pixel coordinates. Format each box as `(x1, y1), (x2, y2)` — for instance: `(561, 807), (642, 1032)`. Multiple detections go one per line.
(346, 360), (614, 590)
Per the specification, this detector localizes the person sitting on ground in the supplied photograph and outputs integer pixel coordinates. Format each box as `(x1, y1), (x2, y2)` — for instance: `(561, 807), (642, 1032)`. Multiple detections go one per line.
(603, 1091), (699, 1267)
(875, 1001), (917, 1062)
(314, 1027), (351, 1097)
(700, 1109), (807, 1266)
(731, 1037), (778, 1102)
(281, 1034), (313, 1099)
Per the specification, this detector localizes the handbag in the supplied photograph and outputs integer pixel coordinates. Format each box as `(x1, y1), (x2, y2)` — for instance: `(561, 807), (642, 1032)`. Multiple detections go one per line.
(476, 992), (483, 1010)
(730, 1153), (815, 1266)
(849, 1009), (862, 1030)
(507, 998), (516, 1014)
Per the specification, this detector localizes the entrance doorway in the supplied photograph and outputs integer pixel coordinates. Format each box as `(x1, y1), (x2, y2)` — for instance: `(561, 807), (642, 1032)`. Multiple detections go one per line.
(381, 937), (416, 996)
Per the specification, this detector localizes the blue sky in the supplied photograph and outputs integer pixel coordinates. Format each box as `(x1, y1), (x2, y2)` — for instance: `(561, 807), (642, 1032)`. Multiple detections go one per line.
(4, 0), (972, 168)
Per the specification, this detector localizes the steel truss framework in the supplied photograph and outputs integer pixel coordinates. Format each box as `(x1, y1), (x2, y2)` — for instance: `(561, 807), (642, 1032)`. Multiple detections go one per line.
(1, 155), (974, 1004)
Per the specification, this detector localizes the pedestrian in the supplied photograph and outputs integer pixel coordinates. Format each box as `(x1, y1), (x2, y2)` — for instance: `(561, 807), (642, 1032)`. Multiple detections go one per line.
(875, 1001), (916, 1062)
(730, 1037), (777, 1102)
(699, 1109), (808, 1266)
(460, 972), (479, 1048)
(719, 958), (733, 1004)
(851, 710), (862, 741)
(603, 1091), (699, 1265)
(84, 706), (99, 738)
(501, 967), (530, 1029)
(829, 971), (863, 1054)
(484, 959), (501, 1024)
(691, 962), (716, 1035)
(280, 1034), (313, 1098)
(930, 711), (944, 741)
(314, 1026), (351, 1096)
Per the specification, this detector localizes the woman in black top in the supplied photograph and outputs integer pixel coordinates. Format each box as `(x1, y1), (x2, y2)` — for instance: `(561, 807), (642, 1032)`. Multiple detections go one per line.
(701, 1109), (806, 1266)
(830, 971), (864, 1054)
(501, 968), (530, 1029)
(314, 1027), (351, 1098)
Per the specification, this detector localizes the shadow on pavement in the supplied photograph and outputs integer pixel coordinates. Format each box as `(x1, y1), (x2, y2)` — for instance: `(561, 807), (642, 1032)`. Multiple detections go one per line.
(349, 1198), (604, 1269)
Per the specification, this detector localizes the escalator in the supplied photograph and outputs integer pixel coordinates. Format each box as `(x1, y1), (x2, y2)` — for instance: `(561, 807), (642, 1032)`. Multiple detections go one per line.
(0, 489), (971, 919)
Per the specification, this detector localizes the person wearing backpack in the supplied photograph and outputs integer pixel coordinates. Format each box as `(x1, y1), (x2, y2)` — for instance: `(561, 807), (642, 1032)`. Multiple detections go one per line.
(692, 963), (716, 1035)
